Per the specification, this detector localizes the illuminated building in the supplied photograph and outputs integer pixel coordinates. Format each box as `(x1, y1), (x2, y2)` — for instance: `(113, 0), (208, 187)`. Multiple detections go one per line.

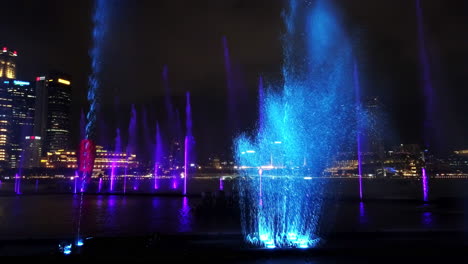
(454, 150), (468, 157)
(34, 73), (72, 155)
(0, 80), (35, 168)
(325, 159), (359, 177)
(0, 82), (11, 166)
(94, 145), (138, 169)
(23, 136), (42, 168)
(446, 150), (468, 173)
(0, 47), (17, 79)
(41, 145), (138, 171)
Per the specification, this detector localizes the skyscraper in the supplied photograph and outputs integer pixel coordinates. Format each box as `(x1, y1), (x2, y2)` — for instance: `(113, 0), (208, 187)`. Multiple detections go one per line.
(0, 47), (17, 79)
(1, 80), (36, 168)
(34, 73), (72, 155)
(22, 136), (42, 168)
(0, 83), (12, 167)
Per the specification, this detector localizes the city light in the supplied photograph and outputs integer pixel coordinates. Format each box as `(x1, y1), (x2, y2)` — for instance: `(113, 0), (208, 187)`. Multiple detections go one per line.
(13, 80), (30, 86)
(25, 136), (41, 140)
(58, 78), (71, 85)
(62, 244), (72, 255)
(76, 239), (84, 247)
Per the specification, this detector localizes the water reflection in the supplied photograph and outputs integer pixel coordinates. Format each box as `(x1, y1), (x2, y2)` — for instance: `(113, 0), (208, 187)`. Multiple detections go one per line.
(104, 195), (118, 233)
(421, 212), (433, 227)
(420, 204), (434, 228)
(359, 202), (368, 225)
(178, 197), (192, 232)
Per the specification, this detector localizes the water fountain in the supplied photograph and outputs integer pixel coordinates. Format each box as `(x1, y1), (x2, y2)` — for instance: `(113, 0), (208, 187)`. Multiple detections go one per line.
(416, 0), (431, 202)
(235, 0), (355, 248)
(154, 123), (163, 190)
(223, 36), (235, 127)
(14, 173), (20, 194)
(110, 128), (121, 192)
(162, 66), (181, 190)
(354, 62), (363, 201)
(183, 92), (193, 195)
(75, 0), (110, 250)
(80, 109), (86, 141)
(128, 105), (138, 191)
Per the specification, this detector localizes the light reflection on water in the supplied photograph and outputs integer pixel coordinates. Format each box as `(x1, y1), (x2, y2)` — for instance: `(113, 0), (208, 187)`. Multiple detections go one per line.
(422, 212), (433, 228)
(359, 202), (368, 225)
(178, 197), (192, 232)
(420, 204), (434, 228)
(0, 195), (464, 240)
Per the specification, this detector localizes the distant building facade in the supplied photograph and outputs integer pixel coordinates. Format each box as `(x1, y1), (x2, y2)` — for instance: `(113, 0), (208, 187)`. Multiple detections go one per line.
(42, 145), (138, 171)
(22, 136), (42, 168)
(0, 82), (11, 167)
(34, 73), (72, 155)
(0, 46), (17, 79)
(1, 80), (35, 168)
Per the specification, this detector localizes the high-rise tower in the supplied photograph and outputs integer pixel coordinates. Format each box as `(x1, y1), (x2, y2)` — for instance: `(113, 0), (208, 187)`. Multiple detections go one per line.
(0, 80), (35, 168)
(34, 73), (72, 155)
(0, 47), (17, 79)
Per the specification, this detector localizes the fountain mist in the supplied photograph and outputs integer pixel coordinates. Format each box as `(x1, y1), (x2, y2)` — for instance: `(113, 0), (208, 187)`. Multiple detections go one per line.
(235, 0), (355, 248)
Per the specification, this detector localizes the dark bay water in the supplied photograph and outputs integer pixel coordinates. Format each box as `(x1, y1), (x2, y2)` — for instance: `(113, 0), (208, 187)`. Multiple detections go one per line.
(0, 193), (466, 240)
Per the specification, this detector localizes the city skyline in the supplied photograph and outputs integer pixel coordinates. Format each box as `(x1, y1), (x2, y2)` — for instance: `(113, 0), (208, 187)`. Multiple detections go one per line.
(0, 0), (466, 162)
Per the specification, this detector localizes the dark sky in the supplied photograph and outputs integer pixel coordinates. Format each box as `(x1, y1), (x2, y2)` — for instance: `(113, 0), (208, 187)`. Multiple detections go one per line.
(0, 0), (466, 161)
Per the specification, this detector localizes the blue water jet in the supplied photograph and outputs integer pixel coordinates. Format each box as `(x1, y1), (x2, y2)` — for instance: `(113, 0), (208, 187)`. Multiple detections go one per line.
(86, 0), (111, 140)
(235, 0), (355, 248)
(80, 109), (86, 141)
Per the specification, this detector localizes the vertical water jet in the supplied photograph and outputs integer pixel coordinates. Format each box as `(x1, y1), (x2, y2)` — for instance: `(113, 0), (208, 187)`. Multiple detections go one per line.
(154, 123), (163, 190)
(183, 92), (193, 196)
(416, 0), (432, 202)
(128, 105), (138, 191)
(354, 61), (363, 201)
(235, 0), (355, 248)
(110, 128), (121, 192)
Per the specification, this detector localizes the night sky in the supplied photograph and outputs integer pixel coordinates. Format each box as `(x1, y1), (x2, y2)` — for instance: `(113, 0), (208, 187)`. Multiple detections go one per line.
(1, 0), (466, 161)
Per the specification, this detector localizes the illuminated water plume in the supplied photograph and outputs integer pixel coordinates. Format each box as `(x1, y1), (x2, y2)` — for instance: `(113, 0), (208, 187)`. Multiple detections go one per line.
(86, 0), (111, 140)
(235, 0), (355, 248)
(154, 123), (163, 190)
(128, 105), (138, 191)
(416, 0), (431, 202)
(183, 92), (193, 195)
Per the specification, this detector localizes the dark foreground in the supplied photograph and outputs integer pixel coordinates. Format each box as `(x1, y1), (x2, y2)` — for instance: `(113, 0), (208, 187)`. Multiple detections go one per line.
(1, 231), (467, 263)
